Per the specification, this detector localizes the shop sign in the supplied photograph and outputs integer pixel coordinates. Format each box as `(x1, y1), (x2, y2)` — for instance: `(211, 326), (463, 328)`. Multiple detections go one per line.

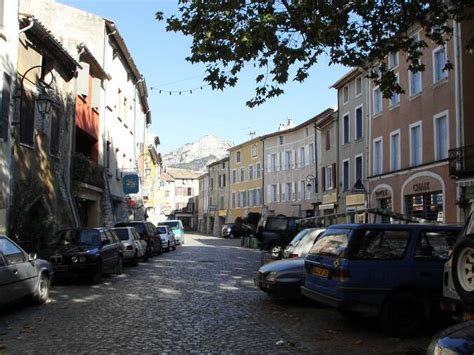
(346, 194), (366, 206)
(405, 177), (442, 195)
(375, 189), (390, 199)
(123, 174), (139, 194)
(322, 193), (337, 204)
(219, 209), (227, 217)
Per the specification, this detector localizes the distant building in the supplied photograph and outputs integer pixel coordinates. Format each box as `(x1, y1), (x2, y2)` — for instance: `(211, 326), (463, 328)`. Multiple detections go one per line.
(207, 157), (230, 236)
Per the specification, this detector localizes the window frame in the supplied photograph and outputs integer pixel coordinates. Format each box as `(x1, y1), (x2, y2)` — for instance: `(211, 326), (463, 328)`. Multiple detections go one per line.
(389, 129), (401, 171)
(409, 121), (423, 167)
(355, 76), (362, 97)
(409, 66), (423, 97)
(432, 45), (448, 84)
(354, 104), (363, 140)
(342, 112), (350, 145)
(388, 51), (399, 69)
(343, 85), (349, 104)
(373, 137), (383, 176)
(389, 73), (400, 108)
(433, 110), (449, 161)
(342, 158), (350, 192)
(355, 154), (363, 182)
(372, 86), (383, 115)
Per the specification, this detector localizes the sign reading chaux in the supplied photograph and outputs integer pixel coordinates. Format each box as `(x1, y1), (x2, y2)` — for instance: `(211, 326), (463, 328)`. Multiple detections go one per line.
(123, 174), (139, 194)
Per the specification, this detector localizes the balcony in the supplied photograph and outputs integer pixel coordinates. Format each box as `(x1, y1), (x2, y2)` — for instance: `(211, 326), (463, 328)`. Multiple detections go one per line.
(449, 145), (474, 179)
(73, 153), (105, 189)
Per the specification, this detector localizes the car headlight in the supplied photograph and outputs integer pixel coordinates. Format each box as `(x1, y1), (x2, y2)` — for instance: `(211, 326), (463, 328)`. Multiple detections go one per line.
(266, 272), (278, 282)
(71, 256), (78, 263)
(79, 256), (86, 263)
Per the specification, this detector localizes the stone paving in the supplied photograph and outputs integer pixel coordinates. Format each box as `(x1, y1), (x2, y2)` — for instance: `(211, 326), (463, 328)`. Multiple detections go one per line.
(0, 233), (437, 354)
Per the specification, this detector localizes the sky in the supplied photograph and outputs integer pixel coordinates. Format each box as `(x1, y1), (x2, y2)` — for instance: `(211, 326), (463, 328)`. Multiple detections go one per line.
(58, 0), (349, 154)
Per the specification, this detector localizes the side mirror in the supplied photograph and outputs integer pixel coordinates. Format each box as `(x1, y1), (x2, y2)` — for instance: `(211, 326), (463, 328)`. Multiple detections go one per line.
(28, 253), (37, 262)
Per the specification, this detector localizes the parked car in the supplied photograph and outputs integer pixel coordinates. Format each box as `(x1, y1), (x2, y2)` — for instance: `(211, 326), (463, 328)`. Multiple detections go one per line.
(38, 228), (124, 284)
(256, 228), (325, 299)
(162, 220), (185, 245)
(111, 227), (147, 265)
(0, 235), (53, 307)
(157, 225), (176, 252)
(221, 223), (253, 239)
(115, 221), (163, 256)
(283, 228), (326, 258)
(427, 320), (474, 354)
(442, 212), (474, 317)
(258, 216), (300, 259)
(301, 223), (461, 336)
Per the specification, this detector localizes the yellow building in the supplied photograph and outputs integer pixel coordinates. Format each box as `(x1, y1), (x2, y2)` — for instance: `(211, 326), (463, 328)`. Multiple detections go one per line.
(229, 138), (264, 222)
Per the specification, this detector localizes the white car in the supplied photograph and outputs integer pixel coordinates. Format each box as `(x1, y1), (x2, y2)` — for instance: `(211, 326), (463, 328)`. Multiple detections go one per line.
(283, 228), (326, 259)
(157, 225), (176, 252)
(111, 227), (147, 265)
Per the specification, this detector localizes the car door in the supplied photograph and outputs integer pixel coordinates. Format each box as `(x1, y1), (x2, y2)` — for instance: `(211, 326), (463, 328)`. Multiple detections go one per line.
(106, 230), (120, 266)
(0, 252), (18, 305)
(99, 231), (113, 271)
(0, 238), (37, 302)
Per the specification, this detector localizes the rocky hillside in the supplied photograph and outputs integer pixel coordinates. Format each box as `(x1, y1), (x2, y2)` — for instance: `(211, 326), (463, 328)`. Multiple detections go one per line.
(163, 135), (234, 172)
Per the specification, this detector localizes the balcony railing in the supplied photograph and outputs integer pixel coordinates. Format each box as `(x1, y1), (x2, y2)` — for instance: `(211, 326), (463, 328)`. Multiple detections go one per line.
(449, 145), (474, 179)
(73, 153), (105, 189)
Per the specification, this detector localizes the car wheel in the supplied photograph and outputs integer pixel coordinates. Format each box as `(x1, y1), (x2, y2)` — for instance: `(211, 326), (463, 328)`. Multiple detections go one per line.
(379, 292), (425, 337)
(131, 251), (139, 267)
(31, 273), (49, 304)
(172, 244), (176, 251)
(166, 241), (170, 252)
(270, 245), (283, 259)
(157, 244), (163, 255)
(115, 255), (123, 275)
(452, 238), (474, 306)
(91, 261), (103, 285)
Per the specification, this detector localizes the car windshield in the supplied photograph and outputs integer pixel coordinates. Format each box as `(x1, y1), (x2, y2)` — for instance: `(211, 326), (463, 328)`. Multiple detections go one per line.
(163, 221), (180, 230)
(265, 218), (288, 231)
(309, 229), (350, 257)
(112, 229), (130, 241)
(157, 227), (167, 234)
(51, 229), (101, 246)
(288, 229), (311, 247)
(117, 223), (144, 234)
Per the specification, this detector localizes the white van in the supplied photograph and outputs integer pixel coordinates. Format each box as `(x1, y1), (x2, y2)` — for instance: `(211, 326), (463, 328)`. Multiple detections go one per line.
(162, 220), (185, 245)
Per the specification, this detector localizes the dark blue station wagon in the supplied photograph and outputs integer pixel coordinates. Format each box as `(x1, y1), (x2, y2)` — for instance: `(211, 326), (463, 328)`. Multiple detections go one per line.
(301, 223), (461, 336)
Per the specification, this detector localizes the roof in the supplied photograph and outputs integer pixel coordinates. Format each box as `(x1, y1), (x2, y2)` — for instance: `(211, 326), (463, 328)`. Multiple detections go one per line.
(315, 110), (338, 129)
(19, 16), (81, 78)
(330, 68), (363, 89)
(261, 108), (335, 140)
(166, 168), (201, 180)
(160, 172), (174, 182)
(77, 43), (110, 81)
(207, 156), (229, 168)
(228, 136), (262, 152)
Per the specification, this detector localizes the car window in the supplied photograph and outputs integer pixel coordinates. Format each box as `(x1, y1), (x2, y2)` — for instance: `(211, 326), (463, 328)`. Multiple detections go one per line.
(310, 229), (350, 257)
(414, 230), (458, 261)
(157, 226), (167, 234)
(133, 230), (141, 240)
(0, 238), (26, 265)
(0, 254), (5, 266)
(289, 229), (310, 247)
(100, 232), (109, 243)
(351, 229), (410, 260)
(113, 229), (130, 241)
(107, 231), (119, 243)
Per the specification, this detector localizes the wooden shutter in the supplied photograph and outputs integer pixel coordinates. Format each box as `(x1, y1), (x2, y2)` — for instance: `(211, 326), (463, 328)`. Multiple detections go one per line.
(20, 89), (35, 146)
(332, 163), (337, 189)
(2, 73), (11, 141)
(76, 63), (89, 97)
(321, 167), (325, 191)
(50, 107), (59, 155)
(92, 78), (101, 110)
(326, 130), (330, 150)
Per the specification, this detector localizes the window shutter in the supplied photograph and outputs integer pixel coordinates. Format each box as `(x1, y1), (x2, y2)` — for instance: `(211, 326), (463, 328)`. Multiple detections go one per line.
(2, 73), (11, 141)
(306, 145), (310, 165)
(292, 182), (296, 200)
(92, 78), (101, 110)
(321, 167), (325, 191)
(267, 154), (271, 172)
(50, 107), (59, 155)
(267, 185), (271, 203)
(20, 89), (35, 146)
(332, 163), (337, 189)
(76, 63), (90, 97)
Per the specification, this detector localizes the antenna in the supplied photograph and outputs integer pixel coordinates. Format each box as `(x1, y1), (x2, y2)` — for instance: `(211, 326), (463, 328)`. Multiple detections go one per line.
(249, 131), (256, 139)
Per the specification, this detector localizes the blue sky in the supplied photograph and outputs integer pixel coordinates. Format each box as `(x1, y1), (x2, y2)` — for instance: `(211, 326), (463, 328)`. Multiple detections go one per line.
(59, 0), (349, 154)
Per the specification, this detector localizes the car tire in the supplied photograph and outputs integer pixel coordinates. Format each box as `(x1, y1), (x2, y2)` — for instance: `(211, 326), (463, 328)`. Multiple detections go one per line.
(338, 309), (360, 319)
(91, 261), (103, 285)
(31, 272), (49, 304)
(379, 292), (425, 337)
(131, 251), (139, 267)
(270, 245), (283, 259)
(115, 255), (123, 275)
(452, 237), (474, 306)
(172, 244), (176, 251)
(166, 242), (170, 252)
(157, 244), (163, 255)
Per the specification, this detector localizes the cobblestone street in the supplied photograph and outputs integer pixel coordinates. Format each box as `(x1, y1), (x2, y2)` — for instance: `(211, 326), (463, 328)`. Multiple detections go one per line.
(0, 233), (436, 354)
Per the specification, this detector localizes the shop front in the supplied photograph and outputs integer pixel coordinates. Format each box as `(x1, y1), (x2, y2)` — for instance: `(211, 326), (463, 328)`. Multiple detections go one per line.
(371, 185), (393, 223)
(318, 192), (337, 226)
(345, 194), (367, 223)
(402, 177), (444, 222)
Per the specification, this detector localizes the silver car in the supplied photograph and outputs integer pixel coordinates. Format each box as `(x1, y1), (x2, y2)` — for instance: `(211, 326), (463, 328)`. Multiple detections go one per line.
(157, 225), (176, 252)
(283, 228), (326, 259)
(111, 227), (147, 265)
(0, 235), (53, 306)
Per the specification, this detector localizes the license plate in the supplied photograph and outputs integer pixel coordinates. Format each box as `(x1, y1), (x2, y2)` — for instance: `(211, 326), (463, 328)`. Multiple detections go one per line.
(312, 266), (329, 278)
(53, 265), (68, 272)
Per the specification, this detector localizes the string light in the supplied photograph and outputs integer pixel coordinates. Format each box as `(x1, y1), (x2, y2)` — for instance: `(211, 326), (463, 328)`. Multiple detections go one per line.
(149, 83), (211, 96)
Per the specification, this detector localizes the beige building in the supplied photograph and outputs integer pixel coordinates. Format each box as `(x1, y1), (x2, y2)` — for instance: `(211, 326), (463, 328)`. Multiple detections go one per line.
(207, 157), (230, 236)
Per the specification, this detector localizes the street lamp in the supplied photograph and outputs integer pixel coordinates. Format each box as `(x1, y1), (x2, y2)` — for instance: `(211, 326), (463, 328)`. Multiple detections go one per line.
(36, 88), (55, 131)
(306, 174), (316, 192)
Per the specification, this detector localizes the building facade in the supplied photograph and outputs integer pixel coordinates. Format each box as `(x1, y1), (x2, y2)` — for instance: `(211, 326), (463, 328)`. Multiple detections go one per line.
(263, 109), (333, 218)
(197, 173), (209, 233)
(229, 138), (264, 223)
(207, 157), (230, 236)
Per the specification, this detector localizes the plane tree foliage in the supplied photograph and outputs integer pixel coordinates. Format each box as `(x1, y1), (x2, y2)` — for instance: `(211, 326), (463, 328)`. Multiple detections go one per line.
(156, 1), (474, 107)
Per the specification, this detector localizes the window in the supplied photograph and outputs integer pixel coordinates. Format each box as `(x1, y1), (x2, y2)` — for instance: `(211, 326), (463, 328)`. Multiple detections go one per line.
(309, 144), (315, 164)
(210, 178), (214, 190)
(285, 151), (292, 170)
(106, 141), (111, 169)
(236, 151), (241, 163)
(373, 139), (383, 175)
(342, 113), (350, 144)
(256, 162), (261, 178)
(286, 182), (293, 201)
(325, 165), (333, 190)
(355, 106), (363, 140)
(410, 122), (422, 166)
(271, 184), (278, 202)
(232, 170), (236, 184)
(187, 187), (193, 196)
(251, 189), (257, 206)
(325, 130), (330, 151)
(433, 46), (448, 83)
(352, 230), (410, 260)
(299, 147), (305, 167)
(355, 76), (362, 96)
(240, 167), (245, 182)
(409, 67), (422, 96)
(343, 160), (350, 191)
(343, 85), (349, 103)
(390, 131), (401, 171)
(414, 231), (458, 261)
(300, 180), (306, 200)
(249, 165), (254, 180)
(279, 136), (284, 145)
(388, 51), (399, 69)
(355, 155), (363, 182)
(305, 127), (309, 137)
(406, 191), (443, 221)
(434, 112), (449, 161)
(389, 74), (400, 107)
(270, 154), (277, 172)
(1, 72), (11, 141)
(239, 191), (247, 207)
(0, 238), (26, 265)
(232, 192), (236, 208)
(373, 86), (382, 115)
